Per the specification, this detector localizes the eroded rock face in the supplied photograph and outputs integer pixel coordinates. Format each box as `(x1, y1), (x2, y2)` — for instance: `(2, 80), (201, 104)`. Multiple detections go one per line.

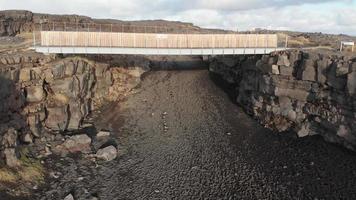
(209, 50), (356, 150)
(0, 52), (151, 166)
(0, 10), (33, 36)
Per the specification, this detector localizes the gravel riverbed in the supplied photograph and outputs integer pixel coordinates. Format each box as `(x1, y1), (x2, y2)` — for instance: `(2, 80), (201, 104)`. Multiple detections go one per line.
(28, 70), (356, 200)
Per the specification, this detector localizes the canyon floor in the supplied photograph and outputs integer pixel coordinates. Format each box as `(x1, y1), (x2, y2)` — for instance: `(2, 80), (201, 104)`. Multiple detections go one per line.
(13, 69), (356, 199)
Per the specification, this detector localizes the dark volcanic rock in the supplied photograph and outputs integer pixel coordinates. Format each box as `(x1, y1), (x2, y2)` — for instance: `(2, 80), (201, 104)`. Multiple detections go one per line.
(0, 10), (33, 36)
(209, 50), (356, 150)
(0, 52), (151, 167)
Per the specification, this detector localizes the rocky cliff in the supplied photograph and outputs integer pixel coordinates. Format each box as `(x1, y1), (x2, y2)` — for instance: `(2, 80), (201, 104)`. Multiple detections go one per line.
(209, 50), (356, 150)
(0, 52), (150, 167)
(0, 10), (34, 36)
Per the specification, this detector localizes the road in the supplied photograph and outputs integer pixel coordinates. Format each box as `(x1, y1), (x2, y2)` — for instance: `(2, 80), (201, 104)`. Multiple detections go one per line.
(36, 70), (356, 200)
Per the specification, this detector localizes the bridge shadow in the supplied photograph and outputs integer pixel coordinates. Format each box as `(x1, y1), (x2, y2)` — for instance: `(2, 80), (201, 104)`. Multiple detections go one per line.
(0, 75), (28, 164)
(0, 75), (27, 126)
(76, 54), (208, 71)
(147, 56), (208, 71)
(209, 72), (239, 102)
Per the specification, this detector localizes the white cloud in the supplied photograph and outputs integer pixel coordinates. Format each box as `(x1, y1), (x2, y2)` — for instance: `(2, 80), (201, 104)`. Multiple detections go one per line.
(163, 2), (356, 35)
(190, 0), (347, 11)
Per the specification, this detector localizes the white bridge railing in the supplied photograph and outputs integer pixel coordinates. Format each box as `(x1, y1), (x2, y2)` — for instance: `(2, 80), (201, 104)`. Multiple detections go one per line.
(33, 22), (288, 55)
(39, 31), (278, 49)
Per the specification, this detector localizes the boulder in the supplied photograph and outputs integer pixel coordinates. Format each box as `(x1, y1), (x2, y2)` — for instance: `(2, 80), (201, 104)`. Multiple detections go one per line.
(301, 59), (316, 81)
(96, 131), (111, 138)
(5, 57), (14, 65)
(21, 132), (33, 143)
(347, 71), (356, 95)
(64, 194), (74, 200)
(127, 67), (148, 78)
(326, 63), (347, 90)
(272, 116), (292, 132)
(25, 86), (44, 103)
(336, 62), (349, 77)
(92, 131), (114, 151)
(19, 68), (32, 82)
(316, 58), (331, 84)
(45, 106), (69, 131)
(4, 148), (20, 167)
(287, 110), (297, 122)
(76, 72), (95, 97)
(67, 103), (84, 130)
(271, 65), (279, 75)
(95, 63), (109, 78)
(50, 78), (76, 98)
(64, 61), (76, 76)
(60, 134), (92, 154)
(267, 56), (277, 65)
(1, 128), (18, 147)
(277, 54), (290, 67)
(297, 122), (310, 137)
(278, 96), (293, 116)
(27, 114), (42, 137)
(289, 51), (302, 66)
(279, 65), (293, 76)
(258, 75), (274, 94)
(275, 88), (309, 102)
(96, 145), (117, 161)
(0, 57), (7, 64)
(12, 55), (21, 64)
(76, 60), (87, 74)
(52, 62), (66, 79)
(337, 125), (355, 143)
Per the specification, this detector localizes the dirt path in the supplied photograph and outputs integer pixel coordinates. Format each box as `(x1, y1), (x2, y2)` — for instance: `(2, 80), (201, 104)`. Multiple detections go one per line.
(35, 70), (356, 200)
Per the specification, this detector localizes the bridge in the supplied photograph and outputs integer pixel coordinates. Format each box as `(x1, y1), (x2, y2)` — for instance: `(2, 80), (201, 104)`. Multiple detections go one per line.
(33, 23), (287, 55)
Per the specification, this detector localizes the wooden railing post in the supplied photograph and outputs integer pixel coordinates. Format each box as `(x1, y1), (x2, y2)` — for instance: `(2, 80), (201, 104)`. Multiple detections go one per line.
(110, 24), (113, 48)
(87, 23), (89, 47)
(255, 34), (258, 48)
(99, 24), (102, 47)
(144, 26), (147, 48)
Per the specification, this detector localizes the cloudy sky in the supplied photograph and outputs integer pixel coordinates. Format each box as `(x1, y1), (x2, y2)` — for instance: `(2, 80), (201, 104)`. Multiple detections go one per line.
(1, 0), (356, 35)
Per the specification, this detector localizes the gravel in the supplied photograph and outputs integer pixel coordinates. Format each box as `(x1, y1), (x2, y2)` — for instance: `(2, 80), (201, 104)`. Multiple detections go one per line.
(29, 70), (356, 200)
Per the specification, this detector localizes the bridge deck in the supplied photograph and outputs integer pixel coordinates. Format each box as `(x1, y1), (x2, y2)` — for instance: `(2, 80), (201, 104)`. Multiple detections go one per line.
(34, 31), (284, 55)
(34, 46), (285, 55)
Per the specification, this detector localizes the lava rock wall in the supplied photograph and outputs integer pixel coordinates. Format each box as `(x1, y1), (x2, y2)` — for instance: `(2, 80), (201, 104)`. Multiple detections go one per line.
(0, 10), (34, 36)
(0, 52), (149, 166)
(209, 50), (356, 150)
